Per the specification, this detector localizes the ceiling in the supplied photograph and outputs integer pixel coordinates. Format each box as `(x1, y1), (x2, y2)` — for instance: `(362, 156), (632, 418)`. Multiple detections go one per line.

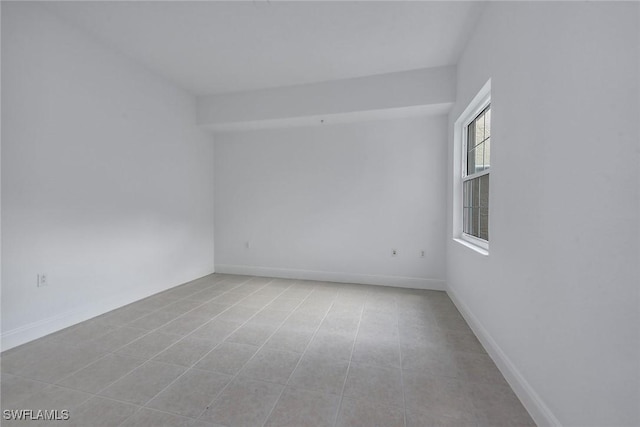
(44, 1), (485, 96)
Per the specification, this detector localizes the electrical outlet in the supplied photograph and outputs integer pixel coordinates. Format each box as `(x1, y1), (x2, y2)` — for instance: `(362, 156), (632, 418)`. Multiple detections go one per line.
(392, 249), (398, 257)
(420, 250), (425, 258)
(37, 274), (48, 287)
(245, 241), (251, 249)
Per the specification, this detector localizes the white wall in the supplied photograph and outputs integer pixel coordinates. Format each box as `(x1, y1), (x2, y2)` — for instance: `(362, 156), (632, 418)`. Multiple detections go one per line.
(215, 115), (447, 289)
(1, 3), (215, 349)
(197, 66), (455, 129)
(446, 2), (639, 426)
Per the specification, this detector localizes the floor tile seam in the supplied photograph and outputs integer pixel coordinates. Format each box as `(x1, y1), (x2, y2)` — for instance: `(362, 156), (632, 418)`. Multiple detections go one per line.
(120, 278), (292, 419)
(68, 277), (273, 425)
(122, 294), (194, 315)
(400, 365), (461, 382)
(252, 379), (343, 399)
(193, 281), (324, 423)
(66, 392), (198, 427)
(115, 397), (233, 427)
(41, 356), (236, 424)
(179, 281), (288, 345)
(46, 309), (200, 386)
(160, 281), (221, 300)
(104, 275), (264, 360)
(5, 280), (486, 427)
(48, 343), (158, 392)
(52, 353), (148, 396)
(127, 277), (279, 360)
(394, 298), (408, 427)
(44, 321), (125, 347)
(110, 275), (277, 427)
(0, 373), (56, 390)
(44, 275), (248, 370)
(63, 392), (145, 417)
(0, 374), (53, 409)
(400, 300), (484, 426)
(113, 405), (216, 427)
(129, 278), (284, 420)
(147, 274), (246, 308)
(1, 382), (173, 425)
(330, 298), (366, 427)
(1, 348), (117, 390)
(258, 293), (343, 427)
(2, 283), (316, 385)
(73, 357), (198, 401)
(0, 380), (96, 413)
(403, 406), (481, 427)
(5, 288), (349, 388)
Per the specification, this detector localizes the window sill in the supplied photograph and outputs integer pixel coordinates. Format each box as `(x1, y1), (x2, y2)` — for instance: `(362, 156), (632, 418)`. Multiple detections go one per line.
(453, 238), (489, 256)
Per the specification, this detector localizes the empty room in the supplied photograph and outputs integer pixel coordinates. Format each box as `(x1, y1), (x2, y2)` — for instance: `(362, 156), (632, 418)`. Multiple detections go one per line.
(1, 1), (638, 426)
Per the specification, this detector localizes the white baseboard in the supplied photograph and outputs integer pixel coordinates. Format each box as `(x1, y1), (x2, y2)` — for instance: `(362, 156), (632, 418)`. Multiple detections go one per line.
(214, 264), (445, 290)
(1, 292), (146, 352)
(446, 285), (561, 427)
(1, 272), (215, 352)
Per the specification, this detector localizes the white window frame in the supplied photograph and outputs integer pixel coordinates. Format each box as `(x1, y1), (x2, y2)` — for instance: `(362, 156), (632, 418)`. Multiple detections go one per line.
(453, 80), (491, 254)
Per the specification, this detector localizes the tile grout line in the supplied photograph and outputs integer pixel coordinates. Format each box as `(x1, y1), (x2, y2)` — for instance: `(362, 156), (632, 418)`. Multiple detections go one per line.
(7, 279), (339, 427)
(395, 296), (409, 427)
(258, 287), (344, 427)
(0, 275), (238, 415)
(3, 281), (532, 427)
(76, 276), (256, 414)
(48, 275), (230, 356)
(192, 280), (326, 424)
(0, 273), (223, 359)
(43, 275), (237, 392)
(112, 275), (293, 426)
(37, 275), (259, 425)
(44, 286), (367, 427)
(330, 292), (367, 427)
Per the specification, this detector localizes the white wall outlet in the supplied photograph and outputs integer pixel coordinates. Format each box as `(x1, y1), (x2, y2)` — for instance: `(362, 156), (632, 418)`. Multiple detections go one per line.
(392, 249), (398, 257)
(245, 241), (251, 249)
(37, 274), (48, 287)
(420, 250), (425, 257)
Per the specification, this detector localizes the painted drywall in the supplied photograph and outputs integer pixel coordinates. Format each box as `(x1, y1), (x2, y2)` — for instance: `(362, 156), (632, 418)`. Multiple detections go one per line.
(215, 116), (447, 289)
(1, 3), (215, 349)
(446, 2), (639, 426)
(197, 66), (456, 128)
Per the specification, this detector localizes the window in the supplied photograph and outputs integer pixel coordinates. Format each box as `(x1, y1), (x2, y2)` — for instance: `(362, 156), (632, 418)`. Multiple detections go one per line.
(463, 105), (490, 241)
(453, 80), (491, 253)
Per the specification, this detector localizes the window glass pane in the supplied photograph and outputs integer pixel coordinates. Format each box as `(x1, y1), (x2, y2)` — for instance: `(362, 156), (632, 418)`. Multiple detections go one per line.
(462, 103), (490, 242)
(467, 105), (491, 175)
(479, 206), (489, 240)
(470, 207), (479, 236)
(484, 107), (491, 138)
(472, 176), (480, 208)
(479, 174), (489, 208)
(463, 175), (489, 240)
(463, 182), (472, 235)
(467, 147), (477, 176)
(463, 180), (471, 208)
(483, 136), (490, 170)
(474, 143), (484, 173)
(478, 174), (489, 239)
(463, 207), (470, 234)
(475, 112), (485, 146)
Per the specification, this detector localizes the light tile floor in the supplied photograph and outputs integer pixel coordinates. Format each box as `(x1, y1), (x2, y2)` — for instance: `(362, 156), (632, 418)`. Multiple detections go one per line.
(1, 274), (536, 427)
